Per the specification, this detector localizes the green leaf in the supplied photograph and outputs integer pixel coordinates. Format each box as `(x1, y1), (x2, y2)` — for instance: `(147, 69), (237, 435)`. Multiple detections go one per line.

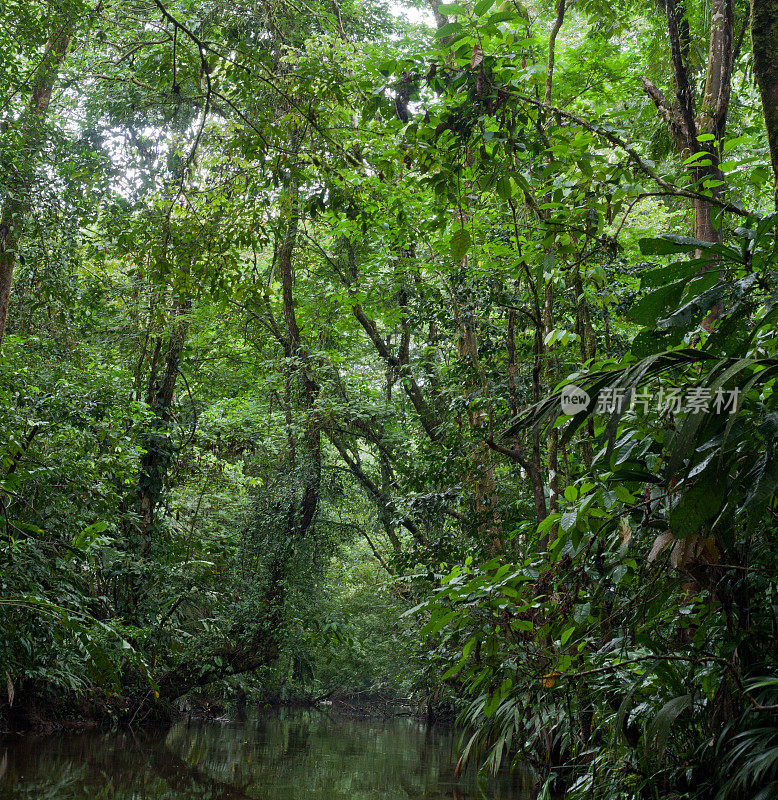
(628, 279), (689, 326)
(646, 694), (692, 757)
(496, 175), (514, 200)
(72, 521), (109, 550)
(442, 664), (462, 680)
(640, 260), (701, 289)
(436, 21), (463, 37)
(422, 610), (455, 635)
(474, 0), (496, 15)
(656, 282), (724, 331)
(745, 676), (778, 691)
(668, 476), (724, 537)
(683, 150), (714, 166)
(560, 509), (577, 531)
(723, 134), (753, 153)
(483, 690), (501, 717)
(488, 9), (518, 22)
(742, 414), (778, 519)
(638, 235), (712, 256)
(537, 513), (561, 533)
(630, 328), (683, 357)
(462, 636), (477, 659)
(573, 602), (591, 624)
(450, 228), (472, 262)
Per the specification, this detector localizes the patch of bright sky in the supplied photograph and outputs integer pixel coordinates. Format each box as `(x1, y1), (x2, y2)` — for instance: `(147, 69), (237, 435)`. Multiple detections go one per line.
(392, 1), (434, 28)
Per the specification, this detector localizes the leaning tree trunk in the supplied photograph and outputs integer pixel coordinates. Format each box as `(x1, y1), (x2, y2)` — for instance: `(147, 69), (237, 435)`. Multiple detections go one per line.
(0, 22), (75, 348)
(752, 0), (778, 212)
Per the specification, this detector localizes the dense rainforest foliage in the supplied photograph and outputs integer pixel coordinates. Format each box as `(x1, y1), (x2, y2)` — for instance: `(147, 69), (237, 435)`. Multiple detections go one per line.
(2, 0), (778, 796)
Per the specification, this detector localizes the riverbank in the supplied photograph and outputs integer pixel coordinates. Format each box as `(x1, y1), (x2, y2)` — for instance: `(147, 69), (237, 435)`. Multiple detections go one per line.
(0, 687), (454, 734)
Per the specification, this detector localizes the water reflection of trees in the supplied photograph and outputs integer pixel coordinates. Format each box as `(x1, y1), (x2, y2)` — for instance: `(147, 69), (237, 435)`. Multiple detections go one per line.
(0, 729), (258, 800)
(0, 712), (533, 800)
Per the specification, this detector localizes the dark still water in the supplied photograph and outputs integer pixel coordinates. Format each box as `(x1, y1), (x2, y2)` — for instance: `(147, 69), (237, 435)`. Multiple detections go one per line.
(0, 710), (533, 799)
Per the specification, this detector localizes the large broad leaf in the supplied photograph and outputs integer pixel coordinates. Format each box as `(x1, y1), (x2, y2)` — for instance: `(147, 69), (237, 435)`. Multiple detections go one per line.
(631, 328), (683, 357)
(436, 21), (463, 37)
(502, 349), (717, 441)
(667, 356), (758, 475)
(668, 474), (725, 538)
(473, 0), (495, 14)
(657, 282), (724, 330)
(72, 520), (109, 550)
(741, 413), (778, 522)
(639, 235), (713, 256)
(628, 279), (689, 326)
(496, 175), (514, 200)
(640, 259), (705, 288)
(645, 694), (692, 757)
(450, 228), (472, 262)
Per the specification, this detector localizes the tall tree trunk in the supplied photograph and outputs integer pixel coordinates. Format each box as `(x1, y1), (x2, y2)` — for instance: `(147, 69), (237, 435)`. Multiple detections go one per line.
(123, 300), (190, 620)
(505, 303), (547, 524)
(0, 22), (75, 348)
(457, 319), (503, 548)
(642, 0), (735, 327)
(277, 129), (321, 541)
(574, 272), (595, 468)
(543, 282), (559, 515)
(541, 1), (566, 520)
(696, 0), (734, 245)
(544, 0), (566, 108)
(137, 303), (190, 553)
(502, 204), (548, 527)
(752, 0), (778, 212)
(642, 0), (734, 237)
